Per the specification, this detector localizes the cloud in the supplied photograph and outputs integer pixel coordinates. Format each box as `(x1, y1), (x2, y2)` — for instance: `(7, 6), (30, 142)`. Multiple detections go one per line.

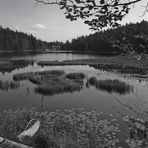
(31, 24), (47, 30)
(53, 28), (61, 32)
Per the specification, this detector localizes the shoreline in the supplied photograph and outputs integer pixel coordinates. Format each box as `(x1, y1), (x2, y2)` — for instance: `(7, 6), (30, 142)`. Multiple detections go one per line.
(38, 55), (148, 69)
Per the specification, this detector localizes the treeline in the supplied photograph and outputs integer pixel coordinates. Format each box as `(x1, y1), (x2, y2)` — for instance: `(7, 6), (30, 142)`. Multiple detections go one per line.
(61, 20), (148, 55)
(0, 26), (62, 51)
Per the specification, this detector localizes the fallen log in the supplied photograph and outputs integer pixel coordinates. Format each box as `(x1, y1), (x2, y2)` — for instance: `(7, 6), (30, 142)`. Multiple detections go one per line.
(18, 120), (40, 142)
(0, 137), (33, 148)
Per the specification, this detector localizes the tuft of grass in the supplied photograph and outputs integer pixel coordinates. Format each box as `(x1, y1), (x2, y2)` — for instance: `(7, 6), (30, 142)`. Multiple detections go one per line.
(87, 77), (98, 86)
(98, 79), (133, 95)
(13, 72), (34, 81)
(0, 81), (20, 91)
(66, 73), (85, 80)
(13, 71), (84, 95)
(87, 77), (133, 95)
(35, 78), (82, 95)
(90, 64), (147, 75)
(13, 70), (65, 81)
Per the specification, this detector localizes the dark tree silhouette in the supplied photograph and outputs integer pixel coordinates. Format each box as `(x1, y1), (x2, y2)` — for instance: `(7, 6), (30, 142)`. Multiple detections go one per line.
(35, 0), (148, 30)
(0, 26), (63, 51)
(61, 21), (148, 55)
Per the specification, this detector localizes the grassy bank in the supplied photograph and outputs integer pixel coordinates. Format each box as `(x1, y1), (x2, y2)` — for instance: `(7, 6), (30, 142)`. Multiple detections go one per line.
(37, 55), (148, 75)
(37, 55), (148, 68)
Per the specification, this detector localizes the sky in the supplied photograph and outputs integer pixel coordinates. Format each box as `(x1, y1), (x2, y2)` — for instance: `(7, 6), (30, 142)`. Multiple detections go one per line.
(0, 0), (147, 42)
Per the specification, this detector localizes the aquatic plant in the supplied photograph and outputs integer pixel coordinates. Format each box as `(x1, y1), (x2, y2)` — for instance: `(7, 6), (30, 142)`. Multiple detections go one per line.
(0, 80), (20, 91)
(13, 70), (65, 81)
(13, 72), (34, 81)
(87, 77), (98, 86)
(34, 76), (83, 95)
(90, 64), (146, 75)
(123, 116), (148, 148)
(0, 108), (120, 148)
(98, 79), (133, 95)
(87, 77), (133, 95)
(119, 68), (146, 75)
(13, 70), (84, 95)
(66, 73), (85, 80)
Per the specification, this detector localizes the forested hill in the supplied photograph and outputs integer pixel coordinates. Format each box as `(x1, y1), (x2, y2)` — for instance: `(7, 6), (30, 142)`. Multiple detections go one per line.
(61, 20), (148, 55)
(0, 26), (61, 51)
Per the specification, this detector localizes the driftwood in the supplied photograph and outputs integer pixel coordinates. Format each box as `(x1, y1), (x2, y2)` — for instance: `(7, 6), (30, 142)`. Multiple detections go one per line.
(0, 120), (40, 148)
(18, 120), (40, 142)
(0, 137), (33, 148)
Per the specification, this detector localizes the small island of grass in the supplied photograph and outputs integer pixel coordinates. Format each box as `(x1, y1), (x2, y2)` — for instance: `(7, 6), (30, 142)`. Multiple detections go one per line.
(13, 70), (85, 95)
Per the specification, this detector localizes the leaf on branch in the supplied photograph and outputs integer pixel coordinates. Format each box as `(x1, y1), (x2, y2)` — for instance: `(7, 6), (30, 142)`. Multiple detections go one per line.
(68, 8), (73, 12)
(84, 20), (90, 24)
(100, 0), (105, 5)
(75, 0), (81, 3)
(60, 6), (65, 9)
(80, 7), (85, 11)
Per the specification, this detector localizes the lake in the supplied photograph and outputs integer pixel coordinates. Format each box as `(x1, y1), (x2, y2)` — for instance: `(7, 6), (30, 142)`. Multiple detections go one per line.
(0, 52), (148, 146)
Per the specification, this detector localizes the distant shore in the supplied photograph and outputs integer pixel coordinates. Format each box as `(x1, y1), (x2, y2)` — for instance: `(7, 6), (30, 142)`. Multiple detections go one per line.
(38, 55), (148, 69)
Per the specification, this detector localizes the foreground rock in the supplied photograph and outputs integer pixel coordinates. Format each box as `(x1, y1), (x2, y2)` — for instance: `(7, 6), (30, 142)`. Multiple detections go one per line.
(13, 70), (85, 95)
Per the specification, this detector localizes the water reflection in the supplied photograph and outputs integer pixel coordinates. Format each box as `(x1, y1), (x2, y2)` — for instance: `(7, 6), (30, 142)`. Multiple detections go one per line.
(87, 77), (133, 95)
(0, 59), (34, 74)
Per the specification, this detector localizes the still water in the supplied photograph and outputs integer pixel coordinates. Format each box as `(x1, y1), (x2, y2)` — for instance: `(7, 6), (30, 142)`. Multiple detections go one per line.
(1, 52), (148, 143)
(0, 52), (148, 114)
(1, 52), (148, 146)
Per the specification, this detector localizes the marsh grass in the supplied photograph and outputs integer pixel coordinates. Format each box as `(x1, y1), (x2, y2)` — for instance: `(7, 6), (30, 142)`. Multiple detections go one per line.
(87, 77), (133, 95)
(0, 108), (120, 148)
(35, 76), (83, 95)
(91, 64), (146, 75)
(13, 72), (35, 81)
(98, 79), (133, 95)
(13, 71), (85, 95)
(0, 80), (20, 91)
(66, 73), (85, 81)
(13, 70), (65, 81)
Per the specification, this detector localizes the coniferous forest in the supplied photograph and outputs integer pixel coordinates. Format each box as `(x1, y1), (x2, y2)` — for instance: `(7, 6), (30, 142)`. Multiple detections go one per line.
(1, 21), (148, 55)
(62, 20), (148, 55)
(0, 26), (62, 51)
